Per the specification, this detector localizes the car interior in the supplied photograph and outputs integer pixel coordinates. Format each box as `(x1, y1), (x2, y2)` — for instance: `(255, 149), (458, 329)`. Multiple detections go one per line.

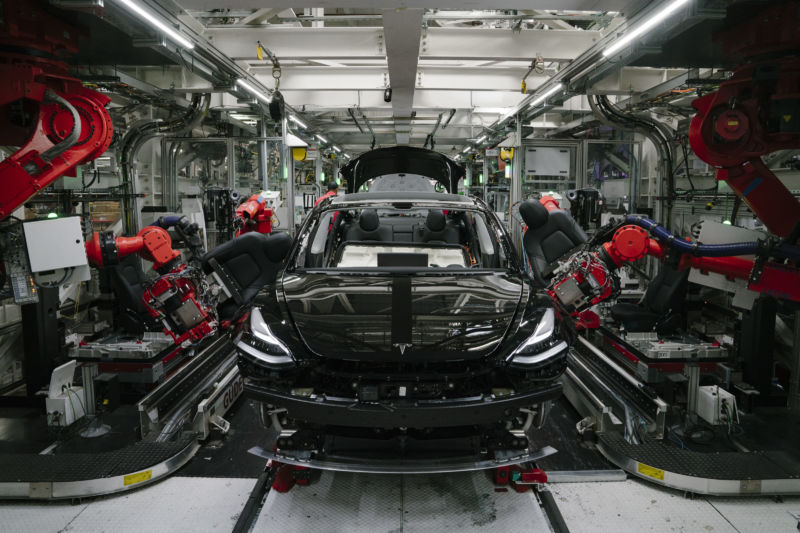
(300, 206), (507, 270)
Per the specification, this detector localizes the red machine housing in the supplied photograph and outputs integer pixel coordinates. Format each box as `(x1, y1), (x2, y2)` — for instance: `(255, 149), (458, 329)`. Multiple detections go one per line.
(0, 1), (113, 219)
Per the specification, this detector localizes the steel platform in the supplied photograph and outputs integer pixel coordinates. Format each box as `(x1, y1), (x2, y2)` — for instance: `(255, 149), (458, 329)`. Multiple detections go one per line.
(598, 432), (800, 496)
(0, 334), (241, 500)
(0, 436), (198, 500)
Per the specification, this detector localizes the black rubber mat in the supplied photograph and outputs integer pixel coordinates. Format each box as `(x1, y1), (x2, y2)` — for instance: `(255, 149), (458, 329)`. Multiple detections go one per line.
(0, 435), (195, 482)
(180, 398), (276, 478)
(533, 396), (614, 472)
(600, 432), (800, 480)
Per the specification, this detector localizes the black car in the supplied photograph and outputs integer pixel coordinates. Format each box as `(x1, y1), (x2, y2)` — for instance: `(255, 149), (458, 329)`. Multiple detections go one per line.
(234, 147), (570, 470)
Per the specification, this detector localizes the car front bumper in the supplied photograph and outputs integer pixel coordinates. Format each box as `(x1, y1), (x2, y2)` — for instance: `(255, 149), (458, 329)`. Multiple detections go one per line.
(244, 380), (562, 429)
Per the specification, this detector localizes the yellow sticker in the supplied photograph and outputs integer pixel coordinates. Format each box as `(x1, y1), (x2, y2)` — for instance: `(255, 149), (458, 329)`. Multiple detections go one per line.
(637, 462), (664, 480)
(123, 469), (153, 486)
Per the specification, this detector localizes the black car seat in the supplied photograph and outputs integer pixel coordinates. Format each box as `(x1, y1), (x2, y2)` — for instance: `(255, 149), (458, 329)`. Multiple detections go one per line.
(109, 255), (159, 334)
(201, 232), (293, 321)
(610, 265), (690, 333)
(520, 199), (588, 280)
(419, 209), (460, 244)
(344, 209), (392, 242)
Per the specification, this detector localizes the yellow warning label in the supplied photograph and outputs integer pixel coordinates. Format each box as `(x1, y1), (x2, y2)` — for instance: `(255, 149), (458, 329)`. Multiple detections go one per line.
(637, 462), (665, 480)
(123, 469), (153, 486)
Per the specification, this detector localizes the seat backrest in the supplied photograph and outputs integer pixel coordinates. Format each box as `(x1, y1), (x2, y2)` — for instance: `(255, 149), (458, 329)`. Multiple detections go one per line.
(520, 199), (588, 280)
(644, 264), (690, 316)
(418, 209), (460, 244)
(110, 255), (157, 334)
(201, 232), (293, 321)
(344, 209), (392, 242)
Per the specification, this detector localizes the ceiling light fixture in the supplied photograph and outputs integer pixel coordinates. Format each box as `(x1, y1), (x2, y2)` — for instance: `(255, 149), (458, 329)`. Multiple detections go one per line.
(462, 146), (471, 153)
(332, 145), (341, 152)
(475, 135), (487, 144)
(316, 134), (328, 143)
(117, 0), (195, 49)
(603, 0), (692, 57)
(289, 115), (308, 129)
(529, 83), (563, 108)
(236, 79), (271, 104)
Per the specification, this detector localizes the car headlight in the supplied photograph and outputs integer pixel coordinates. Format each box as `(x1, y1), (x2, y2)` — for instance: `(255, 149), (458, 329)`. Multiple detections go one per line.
(236, 308), (294, 366)
(508, 308), (568, 365)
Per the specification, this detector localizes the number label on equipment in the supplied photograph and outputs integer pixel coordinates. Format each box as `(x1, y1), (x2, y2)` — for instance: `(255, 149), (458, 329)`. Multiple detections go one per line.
(637, 462), (664, 480)
(124, 469), (153, 486)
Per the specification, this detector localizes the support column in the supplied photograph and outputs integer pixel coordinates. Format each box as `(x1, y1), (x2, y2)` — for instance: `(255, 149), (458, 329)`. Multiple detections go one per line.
(259, 117), (269, 191)
(789, 311), (800, 411)
(22, 288), (61, 398)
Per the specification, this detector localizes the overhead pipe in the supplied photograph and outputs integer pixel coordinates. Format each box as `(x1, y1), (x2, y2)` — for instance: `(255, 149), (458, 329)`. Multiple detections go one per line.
(588, 94), (675, 228)
(356, 107), (376, 149)
(425, 111), (445, 149)
(441, 108), (457, 129)
(119, 94), (209, 233)
(348, 107), (364, 133)
(625, 215), (800, 261)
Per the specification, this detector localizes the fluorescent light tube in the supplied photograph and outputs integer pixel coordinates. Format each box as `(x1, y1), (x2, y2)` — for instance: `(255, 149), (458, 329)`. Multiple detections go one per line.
(316, 134), (328, 143)
(530, 83), (563, 108)
(332, 145), (341, 152)
(475, 135), (487, 144)
(603, 0), (691, 57)
(236, 79), (271, 104)
(289, 115), (308, 129)
(118, 0), (194, 49)
(462, 146), (471, 153)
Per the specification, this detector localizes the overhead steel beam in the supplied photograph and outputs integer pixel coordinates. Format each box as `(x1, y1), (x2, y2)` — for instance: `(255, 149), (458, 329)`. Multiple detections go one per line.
(247, 67), (547, 91)
(204, 27), (601, 63)
(275, 89), (526, 110)
(382, 8), (423, 145)
(238, 7), (283, 25)
(179, 1), (639, 11)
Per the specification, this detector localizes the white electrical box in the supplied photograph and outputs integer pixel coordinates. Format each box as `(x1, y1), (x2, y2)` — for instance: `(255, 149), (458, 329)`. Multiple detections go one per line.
(22, 216), (91, 286)
(45, 360), (87, 427)
(697, 385), (738, 425)
(525, 147), (571, 176)
(46, 387), (86, 427)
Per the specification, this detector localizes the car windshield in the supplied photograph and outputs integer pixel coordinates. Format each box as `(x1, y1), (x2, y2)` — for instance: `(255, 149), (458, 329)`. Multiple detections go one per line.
(294, 204), (511, 270)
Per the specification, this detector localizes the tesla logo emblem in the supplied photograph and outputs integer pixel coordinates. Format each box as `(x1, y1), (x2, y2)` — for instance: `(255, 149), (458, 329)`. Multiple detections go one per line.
(393, 343), (412, 355)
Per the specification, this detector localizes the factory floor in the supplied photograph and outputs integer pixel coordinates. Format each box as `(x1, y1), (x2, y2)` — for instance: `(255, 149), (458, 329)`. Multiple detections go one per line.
(0, 398), (797, 532)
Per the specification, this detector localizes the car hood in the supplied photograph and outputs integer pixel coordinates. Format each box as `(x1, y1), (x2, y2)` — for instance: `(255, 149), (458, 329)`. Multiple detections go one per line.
(279, 271), (523, 362)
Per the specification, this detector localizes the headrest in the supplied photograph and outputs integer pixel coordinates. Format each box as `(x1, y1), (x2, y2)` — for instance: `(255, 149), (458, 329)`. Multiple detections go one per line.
(519, 200), (549, 230)
(426, 209), (446, 232)
(359, 209), (380, 232)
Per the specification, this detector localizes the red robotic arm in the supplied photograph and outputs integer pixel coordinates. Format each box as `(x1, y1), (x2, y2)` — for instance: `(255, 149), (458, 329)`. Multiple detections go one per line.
(234, 193), (273, 236)
(548, 218), (800, 322)
(85, 226), (181, 272)
(688, 2), (800, 238)
(0, 1), (113, 219)
(85, 227), (216, 346)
